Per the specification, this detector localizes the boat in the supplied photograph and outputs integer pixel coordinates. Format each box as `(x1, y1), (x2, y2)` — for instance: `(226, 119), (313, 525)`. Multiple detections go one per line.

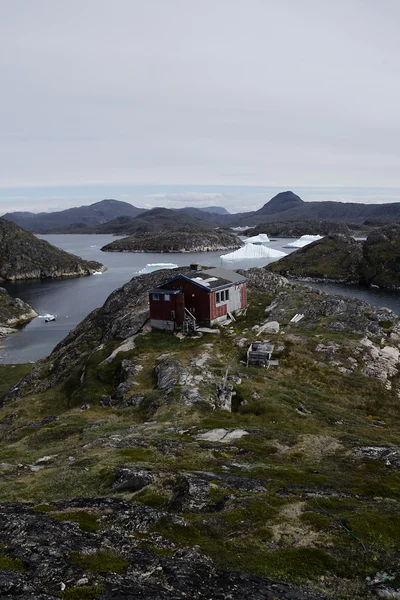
(44, 315), (56, 322)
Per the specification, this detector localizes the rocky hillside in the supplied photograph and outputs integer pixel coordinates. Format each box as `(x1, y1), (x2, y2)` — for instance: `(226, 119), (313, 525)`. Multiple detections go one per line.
(101, 230), (242, 253)
(2, 268), (400, 598)
(268, 226), (400, 289)
(2, 199), (146, 233)
(248, 220), (351, 238)
(0, 219), (106, 281)
(268, 234), (363, 281)
(0, 287), (37, 331)
(359, 224), (400, 288)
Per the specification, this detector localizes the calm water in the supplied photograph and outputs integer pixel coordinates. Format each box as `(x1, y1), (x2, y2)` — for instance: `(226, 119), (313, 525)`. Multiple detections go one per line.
(1, 234), (400, 363)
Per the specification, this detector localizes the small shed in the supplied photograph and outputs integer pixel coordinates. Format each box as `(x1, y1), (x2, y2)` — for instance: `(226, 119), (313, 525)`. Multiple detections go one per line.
(247, 342), (275, 367)
(149, 267), (247, 332)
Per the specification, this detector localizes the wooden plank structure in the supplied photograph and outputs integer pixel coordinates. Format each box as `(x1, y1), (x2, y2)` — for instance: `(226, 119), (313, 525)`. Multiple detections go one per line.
(247, 341), (275, 368)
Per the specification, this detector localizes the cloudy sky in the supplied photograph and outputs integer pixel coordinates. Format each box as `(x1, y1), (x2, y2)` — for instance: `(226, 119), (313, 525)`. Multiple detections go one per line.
(1, 0), (400, 213)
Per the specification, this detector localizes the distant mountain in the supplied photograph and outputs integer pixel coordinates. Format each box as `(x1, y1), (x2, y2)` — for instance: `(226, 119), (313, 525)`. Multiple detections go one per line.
(0, 219), (105, 281)
(177, 207), (228, 226)
(80, 207), (216, 235)
(199, 206), (230, 215)
(255, 191), (304, 216)
(5, 191), (400, 235)
(238, 192), (400, 226)
(2, 199), (146, 233)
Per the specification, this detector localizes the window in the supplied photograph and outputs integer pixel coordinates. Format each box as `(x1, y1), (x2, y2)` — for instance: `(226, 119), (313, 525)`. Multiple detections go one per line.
(225, 289), (229, 301)
(171, 310), (175, 319)
(216, 292), (220, 303)
(164, 294), (170, 301)
(152, 293), (160, 301)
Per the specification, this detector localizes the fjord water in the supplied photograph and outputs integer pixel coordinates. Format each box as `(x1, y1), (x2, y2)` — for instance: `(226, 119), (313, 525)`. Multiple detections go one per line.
(1, 234), (400, 364)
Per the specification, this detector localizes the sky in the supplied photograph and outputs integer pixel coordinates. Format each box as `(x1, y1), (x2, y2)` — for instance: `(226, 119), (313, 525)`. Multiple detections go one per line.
(1, 0), (400, 214)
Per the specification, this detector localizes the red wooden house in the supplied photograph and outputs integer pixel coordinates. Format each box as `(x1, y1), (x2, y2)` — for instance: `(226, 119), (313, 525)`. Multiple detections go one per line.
(149, 267), (247, 331)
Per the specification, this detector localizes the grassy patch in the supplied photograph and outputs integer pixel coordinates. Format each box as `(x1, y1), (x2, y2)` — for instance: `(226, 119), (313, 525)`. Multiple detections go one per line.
(69, 549), (128, 573)
(59, 585), (104, 600)
(0, 551), (25, 572)
(50, 510), (100, 533)
(0, 363), (32, 399)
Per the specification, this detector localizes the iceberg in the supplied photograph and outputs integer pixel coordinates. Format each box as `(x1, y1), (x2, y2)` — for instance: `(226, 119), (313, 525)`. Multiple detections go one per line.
(136, 263), (179, 275)
(244, 233), (270, 245)
(283, 235), (323, 248)
(221, 243), (286, 262)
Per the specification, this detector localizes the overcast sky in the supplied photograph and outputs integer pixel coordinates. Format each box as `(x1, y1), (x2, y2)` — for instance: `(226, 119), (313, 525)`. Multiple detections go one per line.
(1, 0), (400, 213)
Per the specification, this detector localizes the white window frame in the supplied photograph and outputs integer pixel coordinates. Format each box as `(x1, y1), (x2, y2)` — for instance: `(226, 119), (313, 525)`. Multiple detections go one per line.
(164, 294), (171, 301)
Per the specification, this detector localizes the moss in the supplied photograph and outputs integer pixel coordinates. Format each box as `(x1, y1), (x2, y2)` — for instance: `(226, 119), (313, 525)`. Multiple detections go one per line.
(32, 503), (56, 512)
(58, 584), (104, 600)
(0, 364), (32, 397)
(69, 549), (128, 573)
(378, 320), (393, 329)
(134, 487), (170, 509)
(0, 551), (25, 572)
(264, 547), (338, 580)
(344, 511), (400, 551)
(51, 511), (100, 533)
(300, 511), (332, 531)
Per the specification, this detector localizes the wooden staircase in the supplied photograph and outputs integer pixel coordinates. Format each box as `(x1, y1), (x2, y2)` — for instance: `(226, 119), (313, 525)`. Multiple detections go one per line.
(182, 308), (197, 334)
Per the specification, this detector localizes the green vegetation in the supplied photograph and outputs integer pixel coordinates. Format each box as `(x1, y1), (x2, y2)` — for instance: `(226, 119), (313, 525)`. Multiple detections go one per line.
(0, 551), (25, 572)
(1, 283), (400, 598)
(50, 510), (100, 532)
(0, 363), (32, 397)
(69, 549), (128, 573)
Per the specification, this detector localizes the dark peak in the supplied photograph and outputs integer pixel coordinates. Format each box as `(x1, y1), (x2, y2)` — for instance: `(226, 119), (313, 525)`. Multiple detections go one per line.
(257, 191), (304, 215)
(199, 206), (230, 215)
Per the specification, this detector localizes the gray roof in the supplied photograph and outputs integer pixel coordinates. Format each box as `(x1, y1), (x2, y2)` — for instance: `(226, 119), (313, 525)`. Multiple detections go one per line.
(249, 342), (275, 353)
(200, 267), (247, 284)
(187, 267), (247, 291)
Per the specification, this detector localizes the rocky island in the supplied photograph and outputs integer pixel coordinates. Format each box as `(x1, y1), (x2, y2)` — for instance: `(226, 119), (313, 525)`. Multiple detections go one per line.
(0, 287), (37, 339)
(0, 218), (106, 281)
(1, 266), (400, 598)
(101, 230), (243, 253)
(268, 225), (400, 289)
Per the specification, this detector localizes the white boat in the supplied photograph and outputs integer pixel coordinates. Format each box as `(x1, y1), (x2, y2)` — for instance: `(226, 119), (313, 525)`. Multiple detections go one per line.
(44, 315), (56, 322)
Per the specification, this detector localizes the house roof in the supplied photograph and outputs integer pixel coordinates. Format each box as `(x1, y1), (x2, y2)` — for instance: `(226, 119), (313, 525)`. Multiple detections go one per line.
(201, 267), (248, 284)
(153, 267), (247, 293)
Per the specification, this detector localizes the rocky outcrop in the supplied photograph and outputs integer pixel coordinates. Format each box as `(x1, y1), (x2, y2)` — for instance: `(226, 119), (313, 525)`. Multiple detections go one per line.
(248, 220), (351, 238)
(0, 218), (106, 281)
(0, 288), (37, 329)
(6, 267), (193, 399)
(101, 230), (242, 253)
(268, 234), (363, 282)
(268, 226), (400, 289)
(359, 224), (400, 288)
(0, 500), (332, 600)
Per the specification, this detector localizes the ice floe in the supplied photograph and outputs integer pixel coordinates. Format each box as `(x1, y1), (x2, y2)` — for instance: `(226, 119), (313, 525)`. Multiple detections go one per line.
(136, 263), (179, 275)
(283, 234), (323, 248)
(221, 243), (286, 262)
(244, 233), (270, 245)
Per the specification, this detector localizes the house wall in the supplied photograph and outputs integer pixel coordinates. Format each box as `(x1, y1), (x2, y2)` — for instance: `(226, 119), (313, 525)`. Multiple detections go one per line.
(209, 291), (228, 321)
(149, 292), (184, 328)
(158, 277), (211, 323)
(227, 282), (246, 313)
(151, 276), (247, 329)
